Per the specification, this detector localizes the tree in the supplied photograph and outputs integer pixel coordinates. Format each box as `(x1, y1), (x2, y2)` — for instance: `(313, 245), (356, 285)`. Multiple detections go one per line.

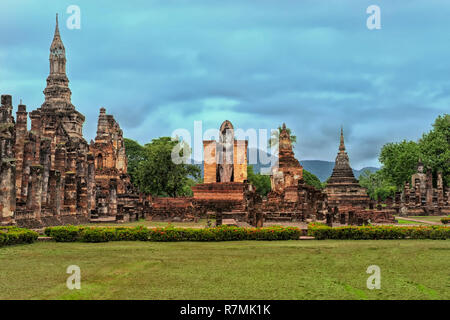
(419, 114), (450, 186)
(268, 125), (297, 148)
(378, 140), (421, 188)
(132, 137), (201, 197)
(377, 114), (449, 188)
(247, 165), (271, 197)
(359, 170), (396, 200)
(303, 169), (323, 190)
(124, 138), (146, 185)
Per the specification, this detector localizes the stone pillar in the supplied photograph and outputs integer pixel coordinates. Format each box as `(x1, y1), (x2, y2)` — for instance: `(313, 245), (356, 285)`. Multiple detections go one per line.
(86, 153), (95, 213)
(76, 152), (88, 217)
(48, 170), (61, 216)
(29, 111), (41, 165)
(404, 183), (410, 204)
(0, 95), (16, 224)
(67, 151), (77, 173)
(20, 141), (33, 203)
(78, 178), (88, 217)
(64, 172), (77, 215)
(55, 145), (66, 213)
(255, 210), (264, 228)
(40, 140), (51, 207)
(14, 104), (27, 195)
(29, 165), (43, 221)
(55, 145), (67, 176)
(437, 172), (444, 207)
(0, 159), (16, 225)
(415, 179), (421, 206)
(426, 168), (433, 206)
(108, 179), (117, 217)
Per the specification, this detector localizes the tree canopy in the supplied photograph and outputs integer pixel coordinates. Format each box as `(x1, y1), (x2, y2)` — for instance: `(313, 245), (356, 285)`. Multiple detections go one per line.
(358, 170), (396, 200)
(360, 113), (449, 200)
(124, 138), (146, 185)
(302, 169), (323, 190)
(378, 114), (449, 188)
(124, 137), (201, 197)
(247, 165), (271, 197)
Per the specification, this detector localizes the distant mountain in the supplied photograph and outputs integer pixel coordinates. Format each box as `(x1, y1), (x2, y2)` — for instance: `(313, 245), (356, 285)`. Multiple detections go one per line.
(299, 160), (335, 182)
(196, 148), (379, 182)
(353, 167), (380, 179)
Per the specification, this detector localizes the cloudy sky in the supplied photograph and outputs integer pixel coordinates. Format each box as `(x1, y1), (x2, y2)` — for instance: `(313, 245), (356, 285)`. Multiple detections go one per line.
(1, 0), (449, 169)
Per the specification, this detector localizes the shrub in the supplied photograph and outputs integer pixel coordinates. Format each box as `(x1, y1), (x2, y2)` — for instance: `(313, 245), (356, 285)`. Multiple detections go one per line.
(80, 228), (108, 243)
(44, 225), (302, 243)
(441, 217), (450, 225)
(0, 227), (39, 247)
(44, 225), (85, 242)
(307, 223), (450, 240)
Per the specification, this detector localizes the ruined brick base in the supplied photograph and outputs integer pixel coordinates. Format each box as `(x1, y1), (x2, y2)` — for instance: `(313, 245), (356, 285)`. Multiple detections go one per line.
(148, 197), (196, 222)
(15, 215), (90, 229)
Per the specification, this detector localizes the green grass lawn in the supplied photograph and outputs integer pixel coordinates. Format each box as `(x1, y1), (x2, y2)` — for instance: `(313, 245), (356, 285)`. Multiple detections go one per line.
(409, 216), (449, 223)
(395, 219), (425, 225)
(1, 240), (449, 300)
(394, 215), (449, 225)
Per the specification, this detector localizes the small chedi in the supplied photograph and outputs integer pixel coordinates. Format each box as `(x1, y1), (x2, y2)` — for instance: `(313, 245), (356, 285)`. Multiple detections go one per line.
(0, 16), (141, 227)
(388, 160), (450, 216)
(324, 127), (372, 210)
(323, 128), (394, 224)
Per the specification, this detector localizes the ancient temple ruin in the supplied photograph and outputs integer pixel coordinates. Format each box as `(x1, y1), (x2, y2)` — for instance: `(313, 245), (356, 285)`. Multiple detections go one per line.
(388, 160), (450, 216)
(192, 120), (255, 225)
(323, 128), (394, 224)
(0, 16), (140, 227)
(3, 17), (438, 229)
(262, 124), (327, 223)
(324, 127), (372, 210)
(148, 120), (256, 225)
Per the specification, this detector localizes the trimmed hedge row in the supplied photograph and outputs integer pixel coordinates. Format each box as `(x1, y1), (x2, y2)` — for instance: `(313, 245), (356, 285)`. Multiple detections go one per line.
(0, 226), (39, 246)
(44, 225), (302, 243)
(307, 223), (450, 240)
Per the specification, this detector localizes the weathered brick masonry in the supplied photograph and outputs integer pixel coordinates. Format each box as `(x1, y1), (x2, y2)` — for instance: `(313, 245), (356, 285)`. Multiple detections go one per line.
(0, 16), (141, 227)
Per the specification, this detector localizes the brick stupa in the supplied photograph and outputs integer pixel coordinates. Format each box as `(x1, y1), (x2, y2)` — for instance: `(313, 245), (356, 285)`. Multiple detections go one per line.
(324, 127), (371, 210)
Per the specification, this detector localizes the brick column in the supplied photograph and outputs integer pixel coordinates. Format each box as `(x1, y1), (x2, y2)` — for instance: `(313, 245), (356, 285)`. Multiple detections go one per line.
(14, 104), (27, 196)
(29, 165), (43, 221)
(49, 170), (61, 216)
(64, 172), (77, 215)
(0, 159), (16, 225)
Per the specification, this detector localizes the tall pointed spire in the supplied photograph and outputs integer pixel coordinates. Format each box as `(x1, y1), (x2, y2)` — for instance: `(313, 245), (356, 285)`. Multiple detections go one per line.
(339, 126), (345, 151)
(50, 13), (64, 55)
(40, 15), (85, 140)
(324, 130), (372, 210)
(54, 13), (60, 38)
(43, 14), (73, 110)
(326, 126), (357, 184)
